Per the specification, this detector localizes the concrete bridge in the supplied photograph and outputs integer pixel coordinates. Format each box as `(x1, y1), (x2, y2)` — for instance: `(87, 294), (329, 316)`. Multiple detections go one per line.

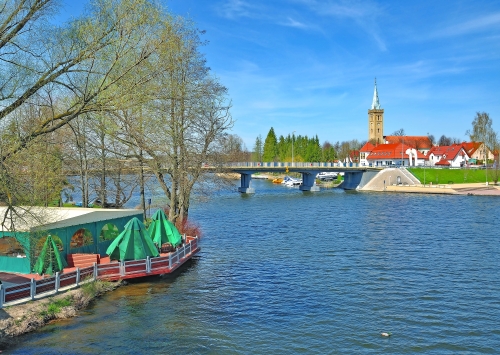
(210, 162), (383, 193)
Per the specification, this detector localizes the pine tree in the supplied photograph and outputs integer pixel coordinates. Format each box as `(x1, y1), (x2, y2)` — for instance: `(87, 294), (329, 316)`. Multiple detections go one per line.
(263, 127), (278, 161)
(253, 135), (263, 161)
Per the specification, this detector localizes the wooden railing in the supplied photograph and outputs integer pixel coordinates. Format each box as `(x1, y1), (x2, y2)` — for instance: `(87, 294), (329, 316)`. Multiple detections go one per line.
(0, 236), (199, 308)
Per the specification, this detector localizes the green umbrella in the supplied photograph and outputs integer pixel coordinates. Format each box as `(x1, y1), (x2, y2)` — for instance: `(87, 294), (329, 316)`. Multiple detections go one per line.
(33, 235), (67, 275)
(148, 209), (182, 247)
(106, 217), (159, 261)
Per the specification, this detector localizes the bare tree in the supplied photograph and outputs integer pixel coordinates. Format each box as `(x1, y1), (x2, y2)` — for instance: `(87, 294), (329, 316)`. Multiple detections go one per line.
(391, 128), (405, 136)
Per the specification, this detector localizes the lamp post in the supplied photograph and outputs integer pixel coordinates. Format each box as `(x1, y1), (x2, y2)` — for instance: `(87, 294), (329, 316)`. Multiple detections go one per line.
(292, 131), (296, 167)
(424, 161), (426, 186)
(401, 135), (405, 167)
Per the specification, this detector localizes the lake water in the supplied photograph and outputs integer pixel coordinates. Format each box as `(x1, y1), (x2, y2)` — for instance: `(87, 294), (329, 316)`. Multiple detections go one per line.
(6, 180), (500, 354)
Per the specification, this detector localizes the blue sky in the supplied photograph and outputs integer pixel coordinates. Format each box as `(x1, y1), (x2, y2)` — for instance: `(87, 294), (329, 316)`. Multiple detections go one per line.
(62, 0), (500, 149)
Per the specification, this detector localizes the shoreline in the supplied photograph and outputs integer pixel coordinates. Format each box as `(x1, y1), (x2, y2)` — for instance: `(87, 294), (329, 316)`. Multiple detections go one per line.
(373, 183), (500, 196)
(0, 280), (120, 350)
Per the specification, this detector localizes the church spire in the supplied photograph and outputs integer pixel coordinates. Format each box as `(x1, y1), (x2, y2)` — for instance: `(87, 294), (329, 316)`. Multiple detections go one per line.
(371, 78), (381, 110)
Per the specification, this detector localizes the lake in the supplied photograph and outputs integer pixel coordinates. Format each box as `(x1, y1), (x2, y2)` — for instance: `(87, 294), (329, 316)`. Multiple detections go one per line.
(7, 180), (500, 354)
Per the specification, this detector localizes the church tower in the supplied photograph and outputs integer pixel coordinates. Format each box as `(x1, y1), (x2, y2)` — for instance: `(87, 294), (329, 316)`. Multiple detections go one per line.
(368, 79), (384, 144)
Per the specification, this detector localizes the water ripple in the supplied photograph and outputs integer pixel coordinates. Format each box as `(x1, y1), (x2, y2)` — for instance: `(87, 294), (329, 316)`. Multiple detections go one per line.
(9, 181), (500, 354)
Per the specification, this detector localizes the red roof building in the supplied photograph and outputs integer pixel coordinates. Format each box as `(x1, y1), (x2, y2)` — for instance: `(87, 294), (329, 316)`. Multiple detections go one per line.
(366, 143), (426, 167)
(459, 142), (493, 163)
(359, 142), (375, 166)
(435, 159), (451, 166)
(428, 144), (469, 167)
(384, 136), (433, 154)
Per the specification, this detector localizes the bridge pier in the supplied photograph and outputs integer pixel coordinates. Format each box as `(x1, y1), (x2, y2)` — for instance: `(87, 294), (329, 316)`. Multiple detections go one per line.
(299, 172), (320, 192)
(238, 172), (255, 193)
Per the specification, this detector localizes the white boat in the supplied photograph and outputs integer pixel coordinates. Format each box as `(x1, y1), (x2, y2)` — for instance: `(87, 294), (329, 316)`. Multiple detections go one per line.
(283, 176), (302, 187)
(281, 176), (293, 184)
(316, 172), (338, 181)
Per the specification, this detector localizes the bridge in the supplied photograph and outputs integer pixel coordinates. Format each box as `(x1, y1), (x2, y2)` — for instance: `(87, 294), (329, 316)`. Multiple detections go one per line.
(207, 162), (383, 193)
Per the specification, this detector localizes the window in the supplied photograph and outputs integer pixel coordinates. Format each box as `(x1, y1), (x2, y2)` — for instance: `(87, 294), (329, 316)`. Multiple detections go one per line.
(70, 229), (93, 249)
(0, 236), (25, 257)
(100, 224), (120, 242)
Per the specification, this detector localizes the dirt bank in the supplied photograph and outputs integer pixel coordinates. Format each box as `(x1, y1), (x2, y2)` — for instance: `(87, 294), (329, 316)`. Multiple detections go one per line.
(0, 280), (120, 350)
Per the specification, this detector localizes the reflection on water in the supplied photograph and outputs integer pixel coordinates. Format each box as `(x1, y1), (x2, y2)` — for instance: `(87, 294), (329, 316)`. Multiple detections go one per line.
(9, 180), (500, 354)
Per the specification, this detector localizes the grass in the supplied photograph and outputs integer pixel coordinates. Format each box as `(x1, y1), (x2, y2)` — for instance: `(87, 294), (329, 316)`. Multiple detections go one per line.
(39, 296), (72, 318)
(408, 167), (500, 184)
(81, 279), (118, 298)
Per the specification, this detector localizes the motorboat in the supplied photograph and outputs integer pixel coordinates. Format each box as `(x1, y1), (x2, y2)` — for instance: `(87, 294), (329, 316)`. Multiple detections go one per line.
(283, 176), (302, 187)
(316, 172), (338, 181)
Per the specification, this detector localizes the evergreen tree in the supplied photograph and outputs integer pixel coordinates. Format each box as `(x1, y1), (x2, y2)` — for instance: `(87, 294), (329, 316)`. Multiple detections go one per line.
(277, 135), (286, 161)
(263, 127), (278, 161)
(253, 134), (263, 161)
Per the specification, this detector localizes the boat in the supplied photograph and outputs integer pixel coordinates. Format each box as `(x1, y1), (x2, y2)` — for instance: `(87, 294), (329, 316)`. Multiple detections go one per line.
(283, 176), (301, 187)
(281, 176), (294, 184)
(272, 177), (283, 183)
(316, 172), (338, 181)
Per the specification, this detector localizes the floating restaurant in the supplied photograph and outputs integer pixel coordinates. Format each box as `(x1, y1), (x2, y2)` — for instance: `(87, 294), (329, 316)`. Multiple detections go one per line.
(0, 207), (200, 307)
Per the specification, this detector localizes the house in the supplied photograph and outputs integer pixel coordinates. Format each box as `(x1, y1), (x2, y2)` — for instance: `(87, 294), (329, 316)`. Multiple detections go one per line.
(384, 136), (433, 155)
(460, 142), (494, 164)
(427, 144), (469, 167)
(359, 141), (375, 166)
(349, 150), (360, 164)
(366, 143), (426, 167)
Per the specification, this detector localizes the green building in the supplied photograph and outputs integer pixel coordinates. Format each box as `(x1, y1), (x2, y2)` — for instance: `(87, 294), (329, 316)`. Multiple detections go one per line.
(0, 207), (142, 274)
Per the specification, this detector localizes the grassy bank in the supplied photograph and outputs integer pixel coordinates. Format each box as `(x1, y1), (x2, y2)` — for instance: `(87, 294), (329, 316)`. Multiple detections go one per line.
(0, 279), (120, 349)
(408, 168), (499, 184)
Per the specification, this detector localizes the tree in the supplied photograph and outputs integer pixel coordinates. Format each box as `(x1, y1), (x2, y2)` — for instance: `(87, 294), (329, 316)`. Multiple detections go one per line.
(321, 141), (336, 162)
(253, 135), (263, 162)
(392, 128), (405, 136)
(219, 134), (247, 162)
(0, 0), (171, 235)
(0, 0), (165, 162)
(113, 16), (233, 224)
(467, 112), (497, 163)
(262, 127), (278, 161)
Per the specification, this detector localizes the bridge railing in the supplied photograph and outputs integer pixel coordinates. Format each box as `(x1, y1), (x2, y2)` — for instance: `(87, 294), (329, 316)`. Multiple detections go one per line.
(225, 162), (362, 168)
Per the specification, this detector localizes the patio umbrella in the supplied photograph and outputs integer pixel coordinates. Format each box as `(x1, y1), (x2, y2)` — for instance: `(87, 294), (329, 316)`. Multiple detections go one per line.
(33, 235), (67, 275)
(106, 217), (159, 261)
(148, 209), (182, 247)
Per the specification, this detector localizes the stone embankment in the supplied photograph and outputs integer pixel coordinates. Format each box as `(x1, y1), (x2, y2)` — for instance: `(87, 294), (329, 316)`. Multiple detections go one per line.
(360, 168), (500, 196)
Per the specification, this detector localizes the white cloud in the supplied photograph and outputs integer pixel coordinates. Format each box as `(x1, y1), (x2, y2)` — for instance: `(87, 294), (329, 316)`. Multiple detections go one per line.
(293, 0), (387, 51)
(280, 17), (308, 29)
(216, 0), (262, 19)
(433, 12), (500, 38)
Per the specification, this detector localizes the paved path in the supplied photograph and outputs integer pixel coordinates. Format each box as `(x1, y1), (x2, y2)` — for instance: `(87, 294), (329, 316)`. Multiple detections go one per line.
(0, 272), (35, 288)
(383, 183), (500, 196)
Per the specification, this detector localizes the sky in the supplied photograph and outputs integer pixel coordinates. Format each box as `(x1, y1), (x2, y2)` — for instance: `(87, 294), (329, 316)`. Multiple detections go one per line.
(61, 0), (500, 149)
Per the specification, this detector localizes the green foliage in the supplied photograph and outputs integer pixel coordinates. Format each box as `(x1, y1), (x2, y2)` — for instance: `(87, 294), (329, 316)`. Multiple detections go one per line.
(39, 296), (72, 318)
(260, 130), (330, 162)
(81, 279), (117, 298)
(409, 168), (494, 184)
(263, 127), (278, 161)
(252, 135), (263, 161)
